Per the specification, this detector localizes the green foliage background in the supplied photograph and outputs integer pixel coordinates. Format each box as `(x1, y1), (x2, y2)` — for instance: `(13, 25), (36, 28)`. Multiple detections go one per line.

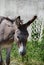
(2, 40), (44, 65)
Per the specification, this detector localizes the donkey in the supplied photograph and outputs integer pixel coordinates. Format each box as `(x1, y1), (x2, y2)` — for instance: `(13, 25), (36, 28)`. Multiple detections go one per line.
(0, 15), (37, 65)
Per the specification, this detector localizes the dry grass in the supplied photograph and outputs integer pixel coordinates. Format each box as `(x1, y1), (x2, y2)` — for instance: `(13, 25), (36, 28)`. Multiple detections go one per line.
(10, 59), (44, 65)
(2, 58), (44, 65)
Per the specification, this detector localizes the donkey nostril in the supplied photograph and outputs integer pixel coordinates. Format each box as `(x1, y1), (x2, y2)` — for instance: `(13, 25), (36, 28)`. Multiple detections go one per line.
(20, 51), (26, 56)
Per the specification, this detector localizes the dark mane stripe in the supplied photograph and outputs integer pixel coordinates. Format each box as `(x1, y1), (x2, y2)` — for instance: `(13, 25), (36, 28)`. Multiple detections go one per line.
(0, 17), (15, 24)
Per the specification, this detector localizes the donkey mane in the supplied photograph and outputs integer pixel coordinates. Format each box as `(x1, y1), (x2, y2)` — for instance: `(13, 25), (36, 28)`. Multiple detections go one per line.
(0, 17), (15, 24)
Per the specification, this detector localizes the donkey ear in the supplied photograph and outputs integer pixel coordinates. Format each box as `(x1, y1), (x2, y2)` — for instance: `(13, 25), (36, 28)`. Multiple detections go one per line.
(17, 16), (20, 20)
(21, 15), (37, 28)
(15, 16), (21, 26)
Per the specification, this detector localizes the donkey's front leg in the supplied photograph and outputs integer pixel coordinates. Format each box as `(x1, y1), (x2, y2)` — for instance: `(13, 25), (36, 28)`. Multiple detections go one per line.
(0, 49), (3, 65)
(6, 48), (11, 65)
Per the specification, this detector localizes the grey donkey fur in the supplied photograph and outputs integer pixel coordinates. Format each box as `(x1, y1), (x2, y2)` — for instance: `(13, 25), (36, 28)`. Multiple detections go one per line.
(0, 15), (37, 65)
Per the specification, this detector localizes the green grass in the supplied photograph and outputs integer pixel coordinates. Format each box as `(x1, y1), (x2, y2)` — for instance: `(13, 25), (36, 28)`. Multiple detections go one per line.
(2, 41), (44, 65)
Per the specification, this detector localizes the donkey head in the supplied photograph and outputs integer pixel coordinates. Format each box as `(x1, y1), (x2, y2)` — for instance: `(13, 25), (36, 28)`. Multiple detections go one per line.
(14, 15), (37, 56)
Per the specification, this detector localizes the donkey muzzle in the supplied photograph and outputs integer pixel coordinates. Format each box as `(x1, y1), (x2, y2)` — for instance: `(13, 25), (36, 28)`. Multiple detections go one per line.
(19, 45), (26, 56)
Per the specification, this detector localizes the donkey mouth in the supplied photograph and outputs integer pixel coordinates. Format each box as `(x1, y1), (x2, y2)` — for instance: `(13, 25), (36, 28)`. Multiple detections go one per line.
(20, 51), (26, 56)
(18, 44), (26, 56)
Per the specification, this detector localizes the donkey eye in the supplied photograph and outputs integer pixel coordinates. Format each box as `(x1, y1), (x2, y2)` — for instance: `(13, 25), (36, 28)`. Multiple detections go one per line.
(17, 36), (19, 39)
